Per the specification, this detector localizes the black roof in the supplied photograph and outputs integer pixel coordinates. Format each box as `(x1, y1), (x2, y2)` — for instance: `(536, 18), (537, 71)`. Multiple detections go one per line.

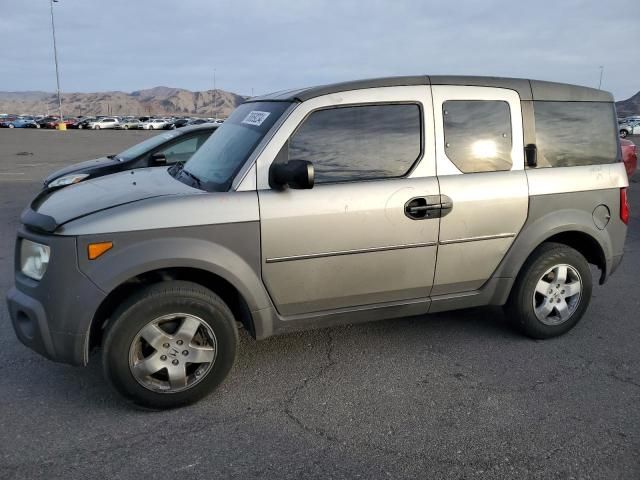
(175, 123), (220, 133)
(251, 75), (613, 103)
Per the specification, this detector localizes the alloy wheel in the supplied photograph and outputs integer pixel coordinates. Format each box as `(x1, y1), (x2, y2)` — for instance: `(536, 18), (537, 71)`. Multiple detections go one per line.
(532, 264), (582, 325)
(128, 313), (217, 393)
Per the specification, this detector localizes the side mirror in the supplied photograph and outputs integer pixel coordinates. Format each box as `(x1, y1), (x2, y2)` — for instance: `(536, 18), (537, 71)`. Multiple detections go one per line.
(150, 152), (167, 165)
(525, 144), (537, 167)
(269, 160), (314, 190)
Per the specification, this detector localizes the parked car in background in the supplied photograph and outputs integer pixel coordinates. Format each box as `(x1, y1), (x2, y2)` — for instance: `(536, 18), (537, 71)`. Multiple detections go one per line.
(67, 118), (91, 129)
(618, 121), (640, 138)
(141, 119), (169, 130)
(37, 117), (60, 129)
(619, 121), (640, 138)
(163, 118), (191, 129)
(89, 117), (119, 130)
(187, 118), (211, 126)
(43, 124), (218, 188)
(8, 118), (40, 128)
(115, 119), (143, 130)
(620, 138), (637, 177)
(74, 117), (96, 129)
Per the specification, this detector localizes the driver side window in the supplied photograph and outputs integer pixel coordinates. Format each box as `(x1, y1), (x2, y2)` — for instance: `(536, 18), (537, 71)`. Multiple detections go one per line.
(288, 104), (422, 184)
(157, 134), (208, 164)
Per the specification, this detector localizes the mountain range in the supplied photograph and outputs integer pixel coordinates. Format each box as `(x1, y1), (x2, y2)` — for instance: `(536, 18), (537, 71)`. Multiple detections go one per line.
(0, 86), (638, 117)
(615, 91), (640, 117)
(0, 86), (247, 117)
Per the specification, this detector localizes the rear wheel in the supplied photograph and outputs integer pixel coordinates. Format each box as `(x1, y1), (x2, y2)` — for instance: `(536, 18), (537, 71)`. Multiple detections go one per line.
(620, 129), (628, 138)
(102, 281), (238, 409)
(505, 243), (592, 339)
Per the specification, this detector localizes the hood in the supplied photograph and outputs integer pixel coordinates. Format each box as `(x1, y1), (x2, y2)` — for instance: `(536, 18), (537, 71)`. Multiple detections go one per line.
(44, 156), (121, 184)
(31, 167), (201, 228)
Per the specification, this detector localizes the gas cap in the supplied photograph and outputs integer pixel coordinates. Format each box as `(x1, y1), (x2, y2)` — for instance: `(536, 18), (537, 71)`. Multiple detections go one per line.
(592, 204), (611, 230)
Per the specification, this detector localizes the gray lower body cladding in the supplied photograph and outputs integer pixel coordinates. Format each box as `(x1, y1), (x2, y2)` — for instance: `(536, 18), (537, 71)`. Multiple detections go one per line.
(7, 228), (106, 365)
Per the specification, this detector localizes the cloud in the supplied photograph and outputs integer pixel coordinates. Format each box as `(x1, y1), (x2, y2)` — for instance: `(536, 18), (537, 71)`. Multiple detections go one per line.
(0, 0), (637, 100)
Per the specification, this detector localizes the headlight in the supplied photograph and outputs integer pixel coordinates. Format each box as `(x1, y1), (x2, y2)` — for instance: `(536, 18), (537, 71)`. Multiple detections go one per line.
(48, 173), (89, 188)
(20, 239), (51, 281)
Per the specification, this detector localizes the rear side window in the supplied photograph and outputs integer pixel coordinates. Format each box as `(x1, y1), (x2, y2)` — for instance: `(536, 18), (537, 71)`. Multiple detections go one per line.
(289, 104), (421, 183)
(442, 100), (513, 173)
(533, 101), (618, 167)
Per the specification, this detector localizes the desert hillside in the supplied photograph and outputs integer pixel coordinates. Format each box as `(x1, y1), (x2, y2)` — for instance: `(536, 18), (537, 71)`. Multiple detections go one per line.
(0, 86), (247, 117)
(616, 91), (640, 117)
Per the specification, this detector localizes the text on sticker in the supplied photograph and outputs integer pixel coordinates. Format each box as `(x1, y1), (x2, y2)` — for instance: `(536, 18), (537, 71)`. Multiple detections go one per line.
(242, 111), (271, 126)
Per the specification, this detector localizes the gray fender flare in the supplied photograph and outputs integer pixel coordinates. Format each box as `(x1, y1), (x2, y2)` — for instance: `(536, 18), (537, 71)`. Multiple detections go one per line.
(493, 206), (612, 285)
(78, 236), (271, 313)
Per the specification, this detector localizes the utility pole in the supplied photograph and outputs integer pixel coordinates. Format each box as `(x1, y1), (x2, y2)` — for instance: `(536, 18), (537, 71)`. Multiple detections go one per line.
(213, 69), (217, 120)
(598, 66), (604, 90)
(49, 0), (64, 128)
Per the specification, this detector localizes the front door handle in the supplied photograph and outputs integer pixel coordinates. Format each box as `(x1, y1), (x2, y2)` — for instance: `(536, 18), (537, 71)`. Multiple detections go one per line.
(404, 195), (453, 220)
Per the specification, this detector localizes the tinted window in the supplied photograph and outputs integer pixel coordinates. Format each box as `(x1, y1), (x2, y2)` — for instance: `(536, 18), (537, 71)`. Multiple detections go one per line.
(159, 133), (212, 164)
(288, 104), (421, 183)
(534, 101), (617, 167)
(117, 131), (180, 161)
(443, 100), (512, 173)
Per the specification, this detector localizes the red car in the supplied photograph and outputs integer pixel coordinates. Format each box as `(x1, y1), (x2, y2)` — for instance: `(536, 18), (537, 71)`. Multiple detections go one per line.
(621, 138), (637, 177)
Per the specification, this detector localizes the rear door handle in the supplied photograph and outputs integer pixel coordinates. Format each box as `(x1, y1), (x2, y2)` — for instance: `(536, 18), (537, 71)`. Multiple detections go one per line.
(404, 195), (453, 220)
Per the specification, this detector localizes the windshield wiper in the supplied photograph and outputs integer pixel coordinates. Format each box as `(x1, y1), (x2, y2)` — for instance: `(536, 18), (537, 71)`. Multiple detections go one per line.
(180, 167), (202, 188)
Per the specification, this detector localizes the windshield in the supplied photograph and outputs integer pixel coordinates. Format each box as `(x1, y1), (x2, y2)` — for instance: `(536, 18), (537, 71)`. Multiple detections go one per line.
(181, 101), (291, 191)
(117, 131), (180, 161)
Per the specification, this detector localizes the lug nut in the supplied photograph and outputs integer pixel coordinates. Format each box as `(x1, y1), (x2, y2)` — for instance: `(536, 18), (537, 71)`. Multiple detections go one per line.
(160, 355), (167, 361)
(172, 359), (179, 365)
(548, 289), (553, 294)
(163, 343), (170, 348)
(182, 350), (189, 356)
(177, 340), (184, 346)
(561, 290), (565, 294)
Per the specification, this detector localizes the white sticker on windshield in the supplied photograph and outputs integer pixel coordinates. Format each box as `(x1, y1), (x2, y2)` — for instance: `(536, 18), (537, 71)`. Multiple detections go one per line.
(241, 111), (271, 126)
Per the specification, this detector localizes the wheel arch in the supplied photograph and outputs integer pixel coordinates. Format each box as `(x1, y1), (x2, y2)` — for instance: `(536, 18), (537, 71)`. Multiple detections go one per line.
(89, 266), (256, 355)
(493, 206), (613, 304)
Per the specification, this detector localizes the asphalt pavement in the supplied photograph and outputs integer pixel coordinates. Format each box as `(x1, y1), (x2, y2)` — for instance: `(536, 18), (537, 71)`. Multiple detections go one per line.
(0, 129), (638, 479)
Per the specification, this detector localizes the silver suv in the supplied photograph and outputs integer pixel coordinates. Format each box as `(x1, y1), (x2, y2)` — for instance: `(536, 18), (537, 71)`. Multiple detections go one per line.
(7, 76), (629, 408)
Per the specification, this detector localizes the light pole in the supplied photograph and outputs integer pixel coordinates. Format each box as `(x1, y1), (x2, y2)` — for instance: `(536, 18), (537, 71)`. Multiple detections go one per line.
(212, 69), (217, 121)
(49, 0), (64, 127)
(598, 66), (604, 90)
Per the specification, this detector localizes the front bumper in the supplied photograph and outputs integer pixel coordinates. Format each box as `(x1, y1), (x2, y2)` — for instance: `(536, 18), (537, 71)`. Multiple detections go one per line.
(6, 228), (106, 366)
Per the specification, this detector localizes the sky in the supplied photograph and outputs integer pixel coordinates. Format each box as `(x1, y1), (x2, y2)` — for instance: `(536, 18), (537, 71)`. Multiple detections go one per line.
(0, 0), (638, 100)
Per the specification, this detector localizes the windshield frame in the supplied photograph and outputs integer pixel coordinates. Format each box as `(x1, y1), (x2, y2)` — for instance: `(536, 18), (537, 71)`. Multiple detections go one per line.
(179, 101), (296, 192)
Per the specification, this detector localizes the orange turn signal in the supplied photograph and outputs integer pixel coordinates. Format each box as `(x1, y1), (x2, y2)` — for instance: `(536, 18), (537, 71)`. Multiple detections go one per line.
(88, 241), (113, 260)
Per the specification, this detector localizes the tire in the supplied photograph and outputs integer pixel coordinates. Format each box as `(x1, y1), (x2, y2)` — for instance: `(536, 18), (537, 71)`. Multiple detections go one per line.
(505, 242), (592, 339)
(102, 280), (238, 409)
(95, 125), (100, 130)
(78, 125), (83, 129)
(8, 124), (14, 128)
(620, 129), (628, 138)
(124, 125), (129, 130)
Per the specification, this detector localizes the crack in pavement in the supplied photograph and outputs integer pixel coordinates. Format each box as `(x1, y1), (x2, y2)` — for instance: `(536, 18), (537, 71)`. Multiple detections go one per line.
(282, 329), (339, 444)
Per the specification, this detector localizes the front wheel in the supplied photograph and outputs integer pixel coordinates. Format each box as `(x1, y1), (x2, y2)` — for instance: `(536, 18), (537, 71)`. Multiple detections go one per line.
(102, 281), (238, 409)
(505, 243), (592, 339)
(620, 129), (628, 138)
